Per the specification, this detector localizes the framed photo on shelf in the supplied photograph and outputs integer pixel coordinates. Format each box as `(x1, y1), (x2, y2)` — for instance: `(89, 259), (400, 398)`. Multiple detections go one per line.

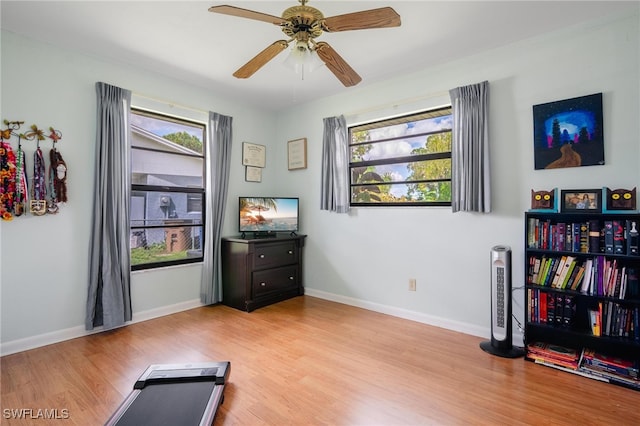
(287, 138), (307, 170)
(245, 166), (262, 183)
(560, 189), (602, 213)
(242, 142), (266, 168)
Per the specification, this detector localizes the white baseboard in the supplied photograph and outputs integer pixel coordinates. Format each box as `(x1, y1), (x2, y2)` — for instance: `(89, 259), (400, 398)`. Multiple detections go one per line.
(0, 299), (204, 356)
(304, 288), (525, 347)
(1, 292), (525, 357)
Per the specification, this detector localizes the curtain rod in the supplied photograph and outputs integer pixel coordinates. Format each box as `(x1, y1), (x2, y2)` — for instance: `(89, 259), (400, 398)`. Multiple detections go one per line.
(343, 89), (450, 118)
(132, 91), (208, 115)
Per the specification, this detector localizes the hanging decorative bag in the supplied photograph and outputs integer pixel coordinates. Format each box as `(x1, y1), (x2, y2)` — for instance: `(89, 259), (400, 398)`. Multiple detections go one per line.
(14, 135), (28, 217)
(0, 140), (17, 221)
(26, 125), (48, 216)
(47, 128), (66, 213)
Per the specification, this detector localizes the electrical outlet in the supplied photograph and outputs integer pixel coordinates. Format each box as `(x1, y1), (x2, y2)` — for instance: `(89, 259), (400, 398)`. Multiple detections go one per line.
(408, 278), (416, 291)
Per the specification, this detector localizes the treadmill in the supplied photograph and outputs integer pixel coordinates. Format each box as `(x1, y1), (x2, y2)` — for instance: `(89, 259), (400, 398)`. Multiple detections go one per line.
(105, 361), (230, 426)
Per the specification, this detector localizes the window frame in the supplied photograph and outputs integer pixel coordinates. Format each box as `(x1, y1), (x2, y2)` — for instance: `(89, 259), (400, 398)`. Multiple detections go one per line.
(348, 106), (453, 207)
(130, 107), (207, 271)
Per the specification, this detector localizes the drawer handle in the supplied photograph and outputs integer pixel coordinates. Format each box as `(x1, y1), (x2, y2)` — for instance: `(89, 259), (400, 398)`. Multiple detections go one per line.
(260, 282), (266, 287)
(259, 254), (265, 259)
(288, 250), (293, 255)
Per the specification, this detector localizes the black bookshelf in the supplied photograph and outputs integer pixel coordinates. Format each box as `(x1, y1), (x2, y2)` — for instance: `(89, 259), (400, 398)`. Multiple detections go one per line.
(524, 211), (640, 390)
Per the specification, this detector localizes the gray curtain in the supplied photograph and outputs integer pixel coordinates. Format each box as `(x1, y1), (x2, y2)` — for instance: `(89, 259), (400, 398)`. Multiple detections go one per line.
(86, 82), (132, 330)
(201, 112), (233, 304)
(320, 115), (350, 213)
(449, 80), (491, 213)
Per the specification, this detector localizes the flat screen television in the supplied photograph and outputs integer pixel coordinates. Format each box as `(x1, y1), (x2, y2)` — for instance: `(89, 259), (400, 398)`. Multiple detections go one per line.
(239, 197), (299, 237)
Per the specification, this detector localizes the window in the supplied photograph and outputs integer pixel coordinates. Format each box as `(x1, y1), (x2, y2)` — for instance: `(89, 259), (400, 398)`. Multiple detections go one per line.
(349, 107), (452, 206)
(130, 109), (206, 270)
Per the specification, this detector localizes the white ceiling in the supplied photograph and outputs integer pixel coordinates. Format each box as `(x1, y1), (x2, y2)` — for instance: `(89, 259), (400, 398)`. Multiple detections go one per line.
(1, 1), (637, 111)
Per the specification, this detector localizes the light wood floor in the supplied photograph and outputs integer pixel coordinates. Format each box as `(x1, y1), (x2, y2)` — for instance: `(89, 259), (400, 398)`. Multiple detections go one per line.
(1, 296), (638, 425)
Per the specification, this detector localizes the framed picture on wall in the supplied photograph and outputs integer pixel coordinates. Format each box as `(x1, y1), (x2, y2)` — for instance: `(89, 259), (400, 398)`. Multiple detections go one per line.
(533, 93), (604, 170)
(242, 142), (266, 168)
(287, 138), (307, 170)
(245, 166), (262, 183)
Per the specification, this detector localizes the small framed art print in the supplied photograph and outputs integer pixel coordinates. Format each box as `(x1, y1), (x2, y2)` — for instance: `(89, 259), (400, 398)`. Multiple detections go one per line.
(288, 138), (307, 170)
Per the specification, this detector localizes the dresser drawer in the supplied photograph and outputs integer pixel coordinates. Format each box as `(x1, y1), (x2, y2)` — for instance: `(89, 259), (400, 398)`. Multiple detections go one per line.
(253, 265), (298, 298)
(252, 241), (297, 269)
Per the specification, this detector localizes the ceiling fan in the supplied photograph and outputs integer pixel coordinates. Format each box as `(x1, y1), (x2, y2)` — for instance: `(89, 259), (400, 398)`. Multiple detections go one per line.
(209, 0), (401, 87)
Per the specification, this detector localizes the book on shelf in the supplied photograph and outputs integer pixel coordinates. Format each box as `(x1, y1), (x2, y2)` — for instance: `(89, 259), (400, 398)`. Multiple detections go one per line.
(589, 308), (601, 336)
(546, 293), (555, 324)
(558, 256), (576, 289)
(628, 268), (640, 298)
(568, 264), (585, 291)
(572, 223), (581, 252)
(539, 257), (553, 286)
(580, 222), (590, 253)
(613, 220), (625, 254)
(627, 220), (639, 255)
(556, 222), (566, 251)
(551, 256), (567, 288)
(539, 291), (547, 324)
(588, 220), (601, 253)
(554, 293), (564, 326)
(604, 221), (614, 253)
(562, 294), (575, 328)
(583, 259), (596, 294)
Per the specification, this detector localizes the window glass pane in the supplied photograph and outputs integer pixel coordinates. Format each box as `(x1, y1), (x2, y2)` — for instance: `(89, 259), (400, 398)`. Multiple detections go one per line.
(131, 112), (204, 154)
(131, 191), (203, 226)
(187, 193), (202, 214)
(130, 225), (203, 267)
(352, 159), (451, 184)
(351, 181), (451, 204)
(132, 148), (203, 187)
(351, 114), (452, 143)
(130, 108), (205, 270)
(349, 107), (452, 207)
(351, 132), (451, 163)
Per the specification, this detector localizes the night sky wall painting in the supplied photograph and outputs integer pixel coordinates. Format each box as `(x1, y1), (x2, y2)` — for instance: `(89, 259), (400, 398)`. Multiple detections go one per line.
(533, 93), (604, 170)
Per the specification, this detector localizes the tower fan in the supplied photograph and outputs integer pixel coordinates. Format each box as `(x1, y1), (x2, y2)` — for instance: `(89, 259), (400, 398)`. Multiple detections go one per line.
(480, 245), (525, 358)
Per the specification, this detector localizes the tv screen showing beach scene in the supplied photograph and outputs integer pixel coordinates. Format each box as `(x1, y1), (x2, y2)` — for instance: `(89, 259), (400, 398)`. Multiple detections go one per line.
(239, 197), (299, 233)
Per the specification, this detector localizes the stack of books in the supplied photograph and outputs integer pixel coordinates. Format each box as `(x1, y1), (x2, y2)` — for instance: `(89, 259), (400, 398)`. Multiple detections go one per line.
(528, 342), (640, 389)
(580, 349), (640, 390)
(526, 342), (581, 370)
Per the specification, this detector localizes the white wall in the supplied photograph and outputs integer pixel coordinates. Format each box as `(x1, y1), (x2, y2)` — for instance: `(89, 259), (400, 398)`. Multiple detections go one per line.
(273, 10), (640, 338)
(1, 7), (638, 354)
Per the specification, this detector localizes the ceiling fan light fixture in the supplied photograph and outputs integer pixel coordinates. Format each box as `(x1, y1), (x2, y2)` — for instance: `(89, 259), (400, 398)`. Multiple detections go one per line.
(283, 40), (324, 75)
(306, 49), (325, 72)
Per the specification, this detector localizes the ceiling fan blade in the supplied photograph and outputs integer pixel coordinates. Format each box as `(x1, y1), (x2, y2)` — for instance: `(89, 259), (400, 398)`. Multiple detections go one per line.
(315, 42), (362, 87)
(233, 40), (289, 79)
(322, 7), (401, 32)
(208, 5), (286, 25)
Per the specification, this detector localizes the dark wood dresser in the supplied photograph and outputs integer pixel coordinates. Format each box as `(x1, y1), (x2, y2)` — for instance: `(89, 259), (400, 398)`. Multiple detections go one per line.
(221, 234), (307, 312)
